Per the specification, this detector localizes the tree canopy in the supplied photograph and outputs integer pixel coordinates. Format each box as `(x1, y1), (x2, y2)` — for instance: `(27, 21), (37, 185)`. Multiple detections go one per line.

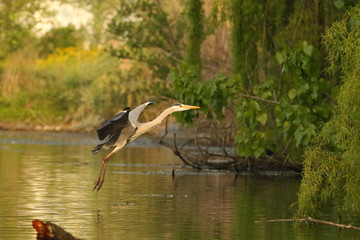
(0, 0), (46, 58)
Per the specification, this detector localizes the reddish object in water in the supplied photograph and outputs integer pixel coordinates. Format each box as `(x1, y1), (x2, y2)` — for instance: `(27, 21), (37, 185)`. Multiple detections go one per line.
(32, 220), (81, 240)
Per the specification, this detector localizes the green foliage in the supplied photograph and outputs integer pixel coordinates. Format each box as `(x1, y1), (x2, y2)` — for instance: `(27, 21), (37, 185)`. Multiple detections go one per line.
(297, 7), (360, 219)
(235, 97), (270, 158)
(108, 0), (185, 80)
(38, 25), (85, 56)
(0, 47), (154, 128)
(229, 0), (262, 83)
(184, 0), (204, 72)
(229, 0), (242, 76)
(37, 47), (155, 124)
(170, 0), (206, 124)
(170, 64), (237, 124)
(0, 0), (49, 59)
(168, 1), (339, 159)
(234, 41), (331, 158)
(274, 42), (331, 148)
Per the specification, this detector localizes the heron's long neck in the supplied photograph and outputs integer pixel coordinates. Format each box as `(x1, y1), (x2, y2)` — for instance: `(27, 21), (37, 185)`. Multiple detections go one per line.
(130, 107), (176, 141)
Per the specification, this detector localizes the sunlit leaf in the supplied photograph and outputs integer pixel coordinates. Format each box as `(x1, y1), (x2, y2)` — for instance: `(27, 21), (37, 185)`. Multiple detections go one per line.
(253, 146), (265, 158)
(288, 89), (297, 99)
(302, 41), (314, 56)
(256, 112), (267, 125)
(275, 51), (286, 65)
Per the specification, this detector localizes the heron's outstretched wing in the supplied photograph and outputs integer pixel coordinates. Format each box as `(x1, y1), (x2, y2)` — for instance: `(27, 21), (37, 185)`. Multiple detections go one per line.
(128, 99), (153, 124)
(96, 107), (130, 141)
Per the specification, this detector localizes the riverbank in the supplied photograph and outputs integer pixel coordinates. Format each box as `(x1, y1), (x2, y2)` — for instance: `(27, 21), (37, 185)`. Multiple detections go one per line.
(0, 119), (203, 141)
(0, 121), (90, 132)
(0, 120), (200, 146)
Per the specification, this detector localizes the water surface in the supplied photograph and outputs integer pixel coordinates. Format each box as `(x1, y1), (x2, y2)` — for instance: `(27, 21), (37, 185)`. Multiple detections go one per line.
(0, 131), (358, 239)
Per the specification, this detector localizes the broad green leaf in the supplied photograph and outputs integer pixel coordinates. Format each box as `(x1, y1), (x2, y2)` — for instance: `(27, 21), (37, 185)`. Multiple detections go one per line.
(226, 76), (235, 86)
(250, 100), (260, 111)
(256, 112), (267, 125)
(292, 118), (301, 126)
(275, 51), (286, 65)
(194, 83), (202, 94)
(285, 112), (293, 118)
(294, 128), (305, 147)
(298, 83), (309, 94)
(262, 90), (273, 98)
(282, 120), (290, 128)
(302, 41), (314, 56)
(288, 89), (297, 99)
(302, 124), (316, 145)
(216, 71), (226, 81)
(253, 146), (265, 158)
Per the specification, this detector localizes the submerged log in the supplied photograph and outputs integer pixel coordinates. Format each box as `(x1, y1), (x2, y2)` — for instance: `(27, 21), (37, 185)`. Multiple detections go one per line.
(32, 220), (81, 240)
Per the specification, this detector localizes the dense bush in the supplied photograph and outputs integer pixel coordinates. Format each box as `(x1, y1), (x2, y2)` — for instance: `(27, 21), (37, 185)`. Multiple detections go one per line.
(0, 46), (155, 129)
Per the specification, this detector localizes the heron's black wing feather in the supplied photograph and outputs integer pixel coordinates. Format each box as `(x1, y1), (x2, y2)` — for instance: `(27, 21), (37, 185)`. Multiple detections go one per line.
(92, 131), (122, 154)
(109, 110), (128, 122)
(97, 107), (130, 140)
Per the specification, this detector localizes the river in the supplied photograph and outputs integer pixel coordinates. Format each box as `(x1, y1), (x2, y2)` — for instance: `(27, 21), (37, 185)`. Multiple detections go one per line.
(0, 131), (358, 239)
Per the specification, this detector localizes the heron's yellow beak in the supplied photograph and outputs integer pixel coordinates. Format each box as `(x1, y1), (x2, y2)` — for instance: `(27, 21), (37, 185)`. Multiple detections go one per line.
(182, 104), (200, 109)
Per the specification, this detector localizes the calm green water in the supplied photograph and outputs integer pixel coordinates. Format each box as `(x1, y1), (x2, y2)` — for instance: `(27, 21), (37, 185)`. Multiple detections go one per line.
(0, 131), (358, 239)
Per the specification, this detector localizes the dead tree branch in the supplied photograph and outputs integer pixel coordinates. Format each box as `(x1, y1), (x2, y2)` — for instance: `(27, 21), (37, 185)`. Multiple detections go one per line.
(255, 216), (360, 231)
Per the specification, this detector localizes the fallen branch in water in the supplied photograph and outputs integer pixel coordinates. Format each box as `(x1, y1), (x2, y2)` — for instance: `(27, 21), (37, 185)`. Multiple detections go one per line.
(32, 220), (81, 240)
(255, 216), (360, 230)
(148, 116), (303, 173)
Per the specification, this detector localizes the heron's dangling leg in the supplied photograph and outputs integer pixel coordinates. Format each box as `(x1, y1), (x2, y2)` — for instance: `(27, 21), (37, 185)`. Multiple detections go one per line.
(93, 159), (106, 191)
(93, 150), (116, 192)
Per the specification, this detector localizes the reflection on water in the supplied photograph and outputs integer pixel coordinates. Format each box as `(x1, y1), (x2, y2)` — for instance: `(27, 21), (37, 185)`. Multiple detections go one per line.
(0, 131), (358, 239)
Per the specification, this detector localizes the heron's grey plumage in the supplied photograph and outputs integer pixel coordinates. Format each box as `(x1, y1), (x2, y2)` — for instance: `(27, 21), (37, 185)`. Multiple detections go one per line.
(92, 100), (200, 191)
(92, 100), (153, 155)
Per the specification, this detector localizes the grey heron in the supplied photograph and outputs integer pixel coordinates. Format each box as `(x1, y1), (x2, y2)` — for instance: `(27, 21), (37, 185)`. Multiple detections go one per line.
(92, 100), (200, 191)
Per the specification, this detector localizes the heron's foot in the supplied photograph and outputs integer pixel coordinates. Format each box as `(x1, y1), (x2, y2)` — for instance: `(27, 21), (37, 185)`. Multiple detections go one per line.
(93, 178), (104, 192)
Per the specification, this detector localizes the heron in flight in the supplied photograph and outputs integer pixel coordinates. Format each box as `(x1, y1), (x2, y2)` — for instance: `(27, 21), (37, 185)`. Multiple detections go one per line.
(92, 99), (200, 191)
